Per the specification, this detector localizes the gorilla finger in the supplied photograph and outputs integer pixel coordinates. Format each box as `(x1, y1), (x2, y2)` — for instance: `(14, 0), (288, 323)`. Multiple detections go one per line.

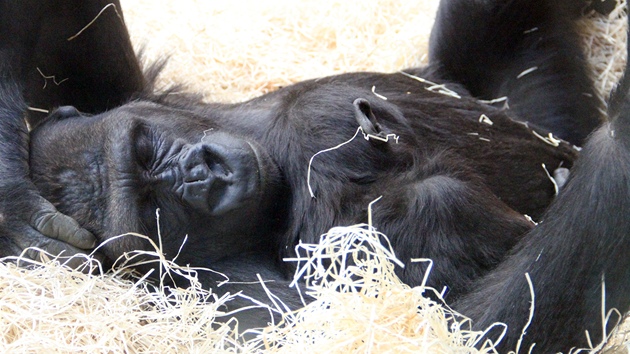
(30, 210), (96, 249)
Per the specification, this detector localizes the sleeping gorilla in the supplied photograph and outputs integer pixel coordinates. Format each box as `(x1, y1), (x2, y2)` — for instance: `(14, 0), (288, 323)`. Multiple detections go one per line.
(0, 0), (629, 351)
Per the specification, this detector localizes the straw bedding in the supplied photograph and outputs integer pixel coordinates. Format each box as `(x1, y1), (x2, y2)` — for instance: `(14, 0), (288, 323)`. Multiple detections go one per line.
(0, 0), (628, 352)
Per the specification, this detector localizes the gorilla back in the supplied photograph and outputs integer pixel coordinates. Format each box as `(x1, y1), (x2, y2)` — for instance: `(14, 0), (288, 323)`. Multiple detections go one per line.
(0, 0), (628, 352)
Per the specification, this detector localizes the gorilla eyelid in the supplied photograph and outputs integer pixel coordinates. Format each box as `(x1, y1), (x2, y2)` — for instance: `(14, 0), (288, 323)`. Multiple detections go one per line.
(132, 123), (159, 171)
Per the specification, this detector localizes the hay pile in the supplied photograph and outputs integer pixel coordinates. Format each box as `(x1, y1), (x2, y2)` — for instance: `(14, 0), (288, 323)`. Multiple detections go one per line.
(577, 0), (629, 102)
(0, 226), (507, 353)
(1, 0), (628, 352)
(254, 224), (495, 352)
(120, 0), (438, 103)
(0, 252), (240, 352)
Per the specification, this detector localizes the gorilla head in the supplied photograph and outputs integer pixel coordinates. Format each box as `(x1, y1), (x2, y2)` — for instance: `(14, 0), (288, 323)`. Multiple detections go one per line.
(29, 101), (284, 267)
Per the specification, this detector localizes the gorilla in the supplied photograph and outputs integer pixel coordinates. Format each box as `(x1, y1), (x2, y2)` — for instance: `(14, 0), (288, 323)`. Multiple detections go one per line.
(0, 0), (629, 352)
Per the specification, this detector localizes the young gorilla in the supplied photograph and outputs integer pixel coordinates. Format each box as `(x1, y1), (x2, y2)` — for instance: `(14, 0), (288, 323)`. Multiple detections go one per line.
(0, 0), (628, 351)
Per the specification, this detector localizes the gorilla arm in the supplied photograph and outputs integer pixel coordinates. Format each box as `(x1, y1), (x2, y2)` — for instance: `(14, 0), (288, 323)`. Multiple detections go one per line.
(0, 61), (97, 263)
(0, 0), (144, 262)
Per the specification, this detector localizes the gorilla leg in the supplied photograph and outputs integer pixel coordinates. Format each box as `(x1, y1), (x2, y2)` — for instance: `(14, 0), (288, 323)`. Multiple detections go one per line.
(428, 0), (603, 145)
(455, 35), (630, 354)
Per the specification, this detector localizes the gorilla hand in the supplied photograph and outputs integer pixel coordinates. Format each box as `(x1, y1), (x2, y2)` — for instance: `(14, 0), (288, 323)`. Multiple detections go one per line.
(0, 61), (99, 269)
(0, 183), (99, 269)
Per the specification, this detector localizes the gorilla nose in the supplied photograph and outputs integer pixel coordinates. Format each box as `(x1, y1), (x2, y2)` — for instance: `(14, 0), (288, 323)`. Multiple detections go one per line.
(179, 144), (230, 212)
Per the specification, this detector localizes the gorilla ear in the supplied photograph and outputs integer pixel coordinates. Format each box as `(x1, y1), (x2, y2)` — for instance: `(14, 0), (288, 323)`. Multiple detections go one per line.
(353, 98), (388, 141)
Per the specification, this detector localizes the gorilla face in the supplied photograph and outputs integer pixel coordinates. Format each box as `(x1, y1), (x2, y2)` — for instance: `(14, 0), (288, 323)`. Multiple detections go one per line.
(29, 101), (282, 266)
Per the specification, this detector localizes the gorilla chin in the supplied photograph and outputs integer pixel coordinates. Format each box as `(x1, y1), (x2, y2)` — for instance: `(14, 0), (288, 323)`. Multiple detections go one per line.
(28, 102), (284, 267)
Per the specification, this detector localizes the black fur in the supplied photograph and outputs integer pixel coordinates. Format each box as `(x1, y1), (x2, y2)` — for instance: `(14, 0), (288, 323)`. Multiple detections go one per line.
(429, 0), (605, 145)
(0, 0), (628, 351)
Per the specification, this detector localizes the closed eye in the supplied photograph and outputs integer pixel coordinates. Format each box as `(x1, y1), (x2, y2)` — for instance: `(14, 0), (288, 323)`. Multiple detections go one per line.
(132, 123), (159, 172)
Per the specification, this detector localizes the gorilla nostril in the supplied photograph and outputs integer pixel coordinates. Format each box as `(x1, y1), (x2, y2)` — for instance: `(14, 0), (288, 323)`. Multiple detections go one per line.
(184, 164), (211, 183)
(207, 159), (229, 177)
(180, 144), (230, 181)
(202, 146), (230, 177)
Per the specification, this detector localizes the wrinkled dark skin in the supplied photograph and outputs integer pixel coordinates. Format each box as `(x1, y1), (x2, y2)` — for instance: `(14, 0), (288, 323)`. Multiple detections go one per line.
(1, 0), (629, 351)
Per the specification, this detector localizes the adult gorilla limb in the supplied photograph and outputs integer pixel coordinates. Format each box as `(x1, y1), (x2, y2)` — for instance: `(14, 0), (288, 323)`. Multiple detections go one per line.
(0, 62), (97, 264)
(0, 0), (145, 126)
(455, 36), (630, 354)
(0, 1), (145, 262)
(428, 0), (603, 145)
